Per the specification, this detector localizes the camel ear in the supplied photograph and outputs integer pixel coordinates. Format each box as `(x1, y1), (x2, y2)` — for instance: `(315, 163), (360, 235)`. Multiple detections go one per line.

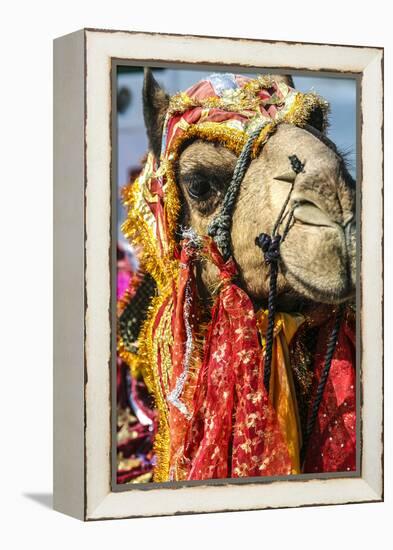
(272, 74), (295, 88)
(307, 105), (325, 132)
(143, 68), (170, 158)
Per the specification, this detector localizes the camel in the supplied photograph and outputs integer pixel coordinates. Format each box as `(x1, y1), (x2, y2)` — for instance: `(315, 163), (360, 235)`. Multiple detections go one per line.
(119, 69), (356, 482)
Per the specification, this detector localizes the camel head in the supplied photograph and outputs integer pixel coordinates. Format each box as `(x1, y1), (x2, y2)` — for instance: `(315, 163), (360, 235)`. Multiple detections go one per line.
(142, 69), (356, 309)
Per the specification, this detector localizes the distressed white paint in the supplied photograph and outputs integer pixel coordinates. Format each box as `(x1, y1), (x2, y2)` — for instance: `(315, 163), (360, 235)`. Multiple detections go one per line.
(58, 28), (384, 520)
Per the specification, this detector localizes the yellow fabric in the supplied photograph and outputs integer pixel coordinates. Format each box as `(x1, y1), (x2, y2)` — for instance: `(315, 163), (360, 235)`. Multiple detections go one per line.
(256, 310), (304, 474)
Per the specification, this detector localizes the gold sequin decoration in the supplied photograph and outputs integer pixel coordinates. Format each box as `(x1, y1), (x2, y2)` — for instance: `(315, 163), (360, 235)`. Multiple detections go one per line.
(137, 290), (174, 482)
(285, 92), (329, 132)
(122, 179), (165, 289)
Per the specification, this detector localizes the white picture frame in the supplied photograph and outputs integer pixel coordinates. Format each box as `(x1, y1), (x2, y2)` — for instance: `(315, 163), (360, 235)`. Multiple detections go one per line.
(53, 28), (383, 520)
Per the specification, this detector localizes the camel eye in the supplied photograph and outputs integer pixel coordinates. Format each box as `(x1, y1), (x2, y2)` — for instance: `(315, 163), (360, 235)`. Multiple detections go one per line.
(186, 176), (212, 200)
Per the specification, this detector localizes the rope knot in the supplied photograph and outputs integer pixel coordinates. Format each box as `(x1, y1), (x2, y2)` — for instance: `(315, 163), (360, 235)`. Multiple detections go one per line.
(207, 214), (231, 238)
(255, 233), (282, 265)
(288, 154), (305, 174)
(208, 214), (232, 261)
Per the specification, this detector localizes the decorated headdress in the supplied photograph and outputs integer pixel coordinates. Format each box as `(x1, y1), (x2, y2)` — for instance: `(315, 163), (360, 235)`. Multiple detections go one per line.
(119, 74), (355, 482)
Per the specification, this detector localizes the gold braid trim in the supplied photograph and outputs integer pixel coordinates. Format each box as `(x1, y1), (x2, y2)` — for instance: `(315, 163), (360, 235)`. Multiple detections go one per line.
(163, 121), (274, 175)
(167, 91), (252, 117)
(155, 300), (174, 396)
(137, 290), (173, 482)
(165, 123), (247, 160)
(252, 122), (277, 156)
(162, 162), (182, 261)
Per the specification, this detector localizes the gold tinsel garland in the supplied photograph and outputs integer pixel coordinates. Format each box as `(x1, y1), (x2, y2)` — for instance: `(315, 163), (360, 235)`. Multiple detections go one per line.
(138, 291), (173, 481)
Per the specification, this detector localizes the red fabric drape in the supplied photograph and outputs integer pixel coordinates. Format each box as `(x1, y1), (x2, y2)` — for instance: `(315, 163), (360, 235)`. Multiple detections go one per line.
(182, 243), (292, 479)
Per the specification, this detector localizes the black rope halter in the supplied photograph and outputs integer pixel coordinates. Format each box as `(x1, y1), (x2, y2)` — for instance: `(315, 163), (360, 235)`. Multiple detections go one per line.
(208, 123), (344, 469)
(255, 153), (303, 390)
(208, 122), (269, 261)
(300, 304), (344, 465)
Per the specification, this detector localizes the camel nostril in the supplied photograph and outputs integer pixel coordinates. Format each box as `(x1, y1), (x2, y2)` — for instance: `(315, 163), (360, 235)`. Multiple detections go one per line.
(292, 200), (336, 228)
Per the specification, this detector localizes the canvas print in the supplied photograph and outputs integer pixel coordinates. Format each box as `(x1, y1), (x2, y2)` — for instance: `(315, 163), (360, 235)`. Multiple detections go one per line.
(115, 66), (357, 485)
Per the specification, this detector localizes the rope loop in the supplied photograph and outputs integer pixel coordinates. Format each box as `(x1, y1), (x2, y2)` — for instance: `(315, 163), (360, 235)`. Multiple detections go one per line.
(208, 121), (269, 260)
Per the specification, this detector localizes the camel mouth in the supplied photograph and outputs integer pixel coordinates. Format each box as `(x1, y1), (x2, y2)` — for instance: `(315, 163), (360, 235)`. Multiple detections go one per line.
(278, 207), (356, 305)
(292, 202), (337, 228)
(283, 266), (355, 304)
